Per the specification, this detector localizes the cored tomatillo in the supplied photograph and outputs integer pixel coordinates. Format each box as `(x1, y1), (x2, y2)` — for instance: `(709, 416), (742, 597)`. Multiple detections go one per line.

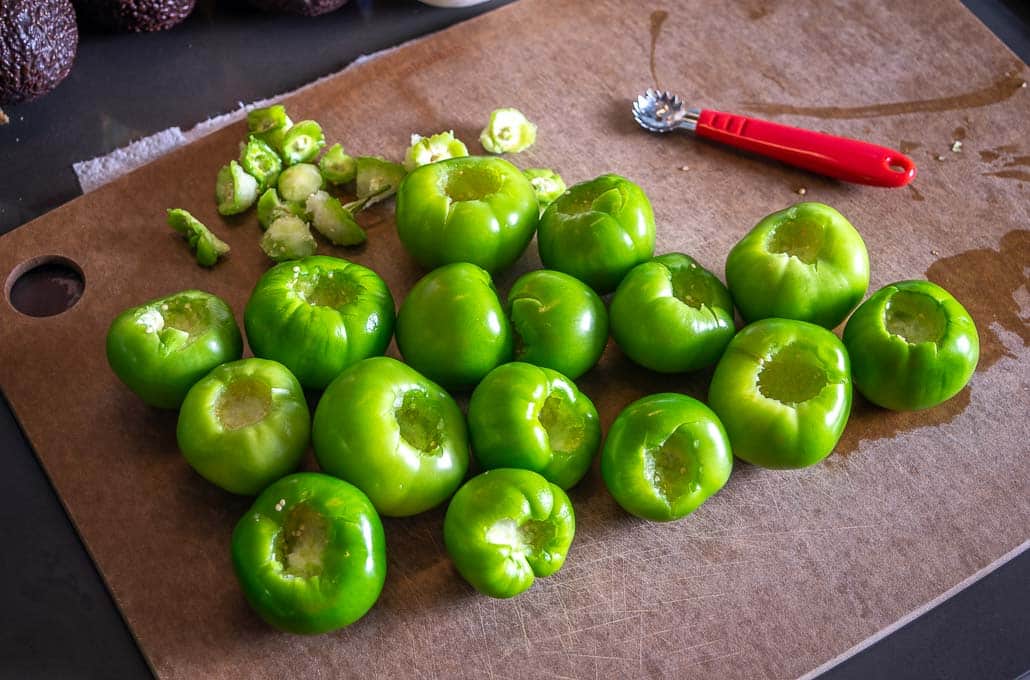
(601, 393), (732, 521)
(725, 202), (869, 329)
(396, 262), (513, 389)
(537, 173), (656, 294)
(395, 156), (539, 273)
(244, 256), (395, 390)
(177, 358), (310, 495)
(231, 473), (386, 634)
(507, 269), (608, 380)
(106, 289), (243, 409)
(843, 280), (979, 411)
(610, 253), (735, 373)
(444, 468), (575, 599)
(708, 318), (852, 469)
(312, 357), (469, 517)
(468, 362), (601, 489)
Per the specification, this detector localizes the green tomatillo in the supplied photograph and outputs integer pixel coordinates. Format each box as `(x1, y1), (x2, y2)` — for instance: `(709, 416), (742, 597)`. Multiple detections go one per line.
(537, 173), (656, 294)
(177, 358), (310, 495)
(601, 393), (732, 522)
(396, 262), (512, 389)
(725, 202), (869, 329)
(231, 472), (386, 634)
(106, 289), (243, 409)
(843, 280), (979, 411)
(312, 357), (469, 517)
(443, 468), (575, 599)
(394, 155), (539, 273)
(244, 256), (395, 390)
(708, 318), (852, 469)
(610, 253), (735, 373)
(507, 269), (608, 380)
(468, 362), (601, 489)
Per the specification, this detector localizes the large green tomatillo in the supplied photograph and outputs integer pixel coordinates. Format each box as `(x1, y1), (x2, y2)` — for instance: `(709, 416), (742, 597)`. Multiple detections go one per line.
(537, 173), (656, 294)
(443, 468), (575, 599)
(507, 269), (608, 380)
(231, 473), (386, 634)
(244, 256), (395, 390)
(468, 362), (601, 489)
(725, 202), (869, 329)
(610, 253), (735, 373)
(601, 393), (732, 521)
(177, 358), (309, 495)
(395, 156), (539, 273)
(396, 262), (513, 390)
(843, 280), (979, 411)
(106, 289), (243, 409)
(312, 357), (469, 517)
(708, 318), (852, 469)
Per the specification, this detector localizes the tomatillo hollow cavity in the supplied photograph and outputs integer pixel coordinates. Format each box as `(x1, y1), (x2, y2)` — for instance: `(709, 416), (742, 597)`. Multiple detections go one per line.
(231, 472), (386, 635)
(395, 156), (539, 273)
(396, 262), (513, 389)
(708, 318), (852, 469)
(244, 256), (395, 390)
(468, 362), (601, 489)
(443, 468), (575, 599)
(312, 357), (469, 517)
(725, 202), (869, 329)
(106, 289), (243, 409)
(507, 269), (608, 380)
(610, 253), (735, 373)
(537, 173), (656, 294)
(601, 393), (733, 521)
(177, 358), (310, 495)
(843, 280), (979, 411)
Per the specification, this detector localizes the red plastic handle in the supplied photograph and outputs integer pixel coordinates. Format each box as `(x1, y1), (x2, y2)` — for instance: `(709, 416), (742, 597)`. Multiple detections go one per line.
(695, 109), (916, 187)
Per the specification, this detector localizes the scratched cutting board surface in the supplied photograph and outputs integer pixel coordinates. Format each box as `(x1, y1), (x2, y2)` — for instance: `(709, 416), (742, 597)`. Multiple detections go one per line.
(1, 1), (1028, 678)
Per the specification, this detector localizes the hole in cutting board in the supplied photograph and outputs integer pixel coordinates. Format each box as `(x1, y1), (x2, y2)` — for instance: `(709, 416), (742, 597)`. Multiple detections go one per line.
(5, 256), (85, 317)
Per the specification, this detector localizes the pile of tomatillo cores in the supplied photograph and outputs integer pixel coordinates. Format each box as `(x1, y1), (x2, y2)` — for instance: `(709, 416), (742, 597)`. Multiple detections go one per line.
(105, 104), (980, 635)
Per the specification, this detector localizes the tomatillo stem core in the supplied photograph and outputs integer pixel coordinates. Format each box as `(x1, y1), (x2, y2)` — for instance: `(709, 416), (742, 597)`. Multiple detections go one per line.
(215, 377), (272, 431)
(757, 344), (829, 405)
(275, 503), (330, 579)
(884, 290), (948, 345)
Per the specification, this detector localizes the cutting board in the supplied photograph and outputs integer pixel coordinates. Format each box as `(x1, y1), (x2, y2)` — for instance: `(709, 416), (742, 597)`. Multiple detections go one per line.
(1, 1), (1028, 677)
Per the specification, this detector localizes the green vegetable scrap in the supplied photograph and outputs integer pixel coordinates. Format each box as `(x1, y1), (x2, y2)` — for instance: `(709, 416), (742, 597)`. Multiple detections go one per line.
(260, 214), (317, 262)
(277, 162), (324, 203)
(319, 143), (357, 184)
(281, 120), (326, 165)
(480, 107), (537, 154)
(167, 208), (230, 266)
(256, 188), (304, 230)
(355, 156), (406, 207)
(215, 160), (259, 216)
(306, 191), (366, 246)
(403, 130), (469, 171)
(239, 137), (282, 191)
(523, 168), (566, 212)
(247, 105), (293, 154)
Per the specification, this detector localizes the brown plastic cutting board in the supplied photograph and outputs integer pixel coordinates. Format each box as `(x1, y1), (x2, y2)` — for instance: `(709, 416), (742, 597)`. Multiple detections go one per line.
(1, 1), (1028, 678)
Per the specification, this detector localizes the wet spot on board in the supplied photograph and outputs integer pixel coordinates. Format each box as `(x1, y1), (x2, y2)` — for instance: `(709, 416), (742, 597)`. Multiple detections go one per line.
(649, 10), (669, 90)
(832, 229), (1029, 459)
(899, 140), (921, 154)
(742, 69), (1026, 119)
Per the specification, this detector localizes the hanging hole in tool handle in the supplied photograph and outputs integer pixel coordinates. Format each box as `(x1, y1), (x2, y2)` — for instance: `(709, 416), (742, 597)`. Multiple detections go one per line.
(884, 154), (917, 187)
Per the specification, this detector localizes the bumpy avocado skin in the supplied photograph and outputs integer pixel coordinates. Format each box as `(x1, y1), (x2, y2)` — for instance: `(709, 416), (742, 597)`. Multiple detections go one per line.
(246, 0), (348, 16)
(0, 0), (79, 105)
(74, 0), (196, 32)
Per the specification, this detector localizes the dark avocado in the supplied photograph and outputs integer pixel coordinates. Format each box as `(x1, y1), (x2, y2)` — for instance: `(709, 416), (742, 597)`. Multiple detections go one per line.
(74, 0), (196, 32)
(246, 0), (348, 17)
(0, 0), (78, 105)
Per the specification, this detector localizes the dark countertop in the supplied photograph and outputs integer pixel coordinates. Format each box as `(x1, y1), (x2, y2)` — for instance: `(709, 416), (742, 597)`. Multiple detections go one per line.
(0, 1), (1028, 677)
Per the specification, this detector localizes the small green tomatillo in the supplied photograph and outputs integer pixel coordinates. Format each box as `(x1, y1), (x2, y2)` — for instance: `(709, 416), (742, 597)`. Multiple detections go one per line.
(444, 468), (575, 599)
